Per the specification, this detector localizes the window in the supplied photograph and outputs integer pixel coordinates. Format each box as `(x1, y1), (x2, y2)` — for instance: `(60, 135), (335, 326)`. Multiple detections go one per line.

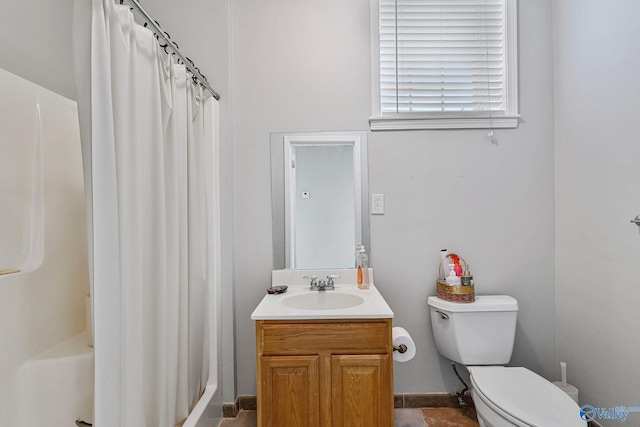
(370, 0), (519, 130)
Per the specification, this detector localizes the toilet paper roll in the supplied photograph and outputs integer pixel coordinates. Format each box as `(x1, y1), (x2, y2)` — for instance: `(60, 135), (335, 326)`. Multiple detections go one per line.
(392, 327), (416, 362)
(553, 382), (579, 404)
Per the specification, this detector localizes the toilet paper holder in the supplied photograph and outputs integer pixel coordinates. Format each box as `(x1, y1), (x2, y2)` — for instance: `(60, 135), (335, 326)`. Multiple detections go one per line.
(393, 344), (408, 353)
(392, 326), (416, 362)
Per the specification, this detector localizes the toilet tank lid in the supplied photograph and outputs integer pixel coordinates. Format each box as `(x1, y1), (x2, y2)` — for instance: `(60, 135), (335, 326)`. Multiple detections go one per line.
(427, 295), (518, 312)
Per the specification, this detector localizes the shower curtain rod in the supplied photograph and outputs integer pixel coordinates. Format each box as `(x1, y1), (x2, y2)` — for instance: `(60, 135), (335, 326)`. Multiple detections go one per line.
(120, 0), (221, 100)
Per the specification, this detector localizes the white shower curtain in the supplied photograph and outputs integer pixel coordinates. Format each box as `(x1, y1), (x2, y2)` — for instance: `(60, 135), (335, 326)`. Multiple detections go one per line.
(73, 1), (217, 425)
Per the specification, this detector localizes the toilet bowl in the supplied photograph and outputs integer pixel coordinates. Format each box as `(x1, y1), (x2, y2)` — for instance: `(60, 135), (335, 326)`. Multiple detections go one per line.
(468, 366), (584, 427)
(427, 295), (586, 427)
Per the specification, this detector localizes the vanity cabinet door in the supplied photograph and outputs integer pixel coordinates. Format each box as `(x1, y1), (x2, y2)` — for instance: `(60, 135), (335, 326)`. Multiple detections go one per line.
(256, 319), (392, 427)
(259, 355), (320, 427)
(330, 354), (392, 427)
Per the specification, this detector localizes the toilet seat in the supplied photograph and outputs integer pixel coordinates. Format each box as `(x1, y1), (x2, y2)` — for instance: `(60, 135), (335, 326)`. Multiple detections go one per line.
(468, 366), (585, 427)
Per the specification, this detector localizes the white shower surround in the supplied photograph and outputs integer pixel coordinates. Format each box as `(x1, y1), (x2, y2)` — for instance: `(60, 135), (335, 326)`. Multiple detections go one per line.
(0, 67), (89, 427)
(22, 333), (94, 426)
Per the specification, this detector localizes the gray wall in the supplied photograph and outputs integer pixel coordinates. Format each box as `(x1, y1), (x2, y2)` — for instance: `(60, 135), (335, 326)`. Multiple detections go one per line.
(0, 0), (76, 99)
(12, 0), (639, 415)
(553, 0), (640, 422)
(231, 0), (557, 395)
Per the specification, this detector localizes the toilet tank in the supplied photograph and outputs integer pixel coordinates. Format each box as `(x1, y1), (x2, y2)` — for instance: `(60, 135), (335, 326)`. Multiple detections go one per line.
(427, 295), (519, 365)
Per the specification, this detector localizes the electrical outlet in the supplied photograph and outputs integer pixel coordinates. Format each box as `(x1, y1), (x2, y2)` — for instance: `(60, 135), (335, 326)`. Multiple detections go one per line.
(371, 194), (384, 215)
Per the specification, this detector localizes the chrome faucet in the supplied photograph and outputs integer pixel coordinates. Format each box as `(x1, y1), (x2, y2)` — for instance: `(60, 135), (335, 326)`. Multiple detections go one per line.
(305, 274), (340, 291)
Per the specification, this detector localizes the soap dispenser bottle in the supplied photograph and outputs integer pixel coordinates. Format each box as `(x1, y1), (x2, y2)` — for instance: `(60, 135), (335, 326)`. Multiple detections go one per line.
(354, 244), (363, 268)
(445, 264), (461, 287)
(357, 246), (370, 290)
(461, 266), (473, 287)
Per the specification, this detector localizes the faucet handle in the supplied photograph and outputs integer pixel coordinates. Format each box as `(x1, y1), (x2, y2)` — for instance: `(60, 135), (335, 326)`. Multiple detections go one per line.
(303, 275), (318, 289)
(326, 274), (341, 289)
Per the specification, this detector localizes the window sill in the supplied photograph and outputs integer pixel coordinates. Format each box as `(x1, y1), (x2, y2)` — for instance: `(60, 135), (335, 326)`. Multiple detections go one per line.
(369, 114), (520, 131)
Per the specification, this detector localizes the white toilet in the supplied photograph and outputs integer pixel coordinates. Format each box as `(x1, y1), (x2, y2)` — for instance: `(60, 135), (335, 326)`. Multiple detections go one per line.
(427, 295), (586, 427)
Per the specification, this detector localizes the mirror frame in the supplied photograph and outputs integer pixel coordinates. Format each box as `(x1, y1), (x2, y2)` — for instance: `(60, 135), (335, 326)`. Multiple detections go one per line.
(270, 131), (370, 270)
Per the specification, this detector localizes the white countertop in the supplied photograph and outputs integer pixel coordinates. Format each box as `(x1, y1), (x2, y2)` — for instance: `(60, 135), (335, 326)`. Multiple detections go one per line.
(251, 269), (394, 320)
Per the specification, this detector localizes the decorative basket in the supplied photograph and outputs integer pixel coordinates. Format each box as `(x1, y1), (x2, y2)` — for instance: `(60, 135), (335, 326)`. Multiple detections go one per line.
(436, 279), (475, 303)
(437, 253), (475, 303)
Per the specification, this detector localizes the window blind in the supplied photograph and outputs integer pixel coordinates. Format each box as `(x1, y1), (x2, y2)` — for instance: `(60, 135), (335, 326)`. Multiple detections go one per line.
(379, 0), (506, 114)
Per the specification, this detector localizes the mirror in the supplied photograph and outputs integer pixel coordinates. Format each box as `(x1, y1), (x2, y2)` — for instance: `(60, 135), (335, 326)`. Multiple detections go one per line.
(271, 131), (369, 269)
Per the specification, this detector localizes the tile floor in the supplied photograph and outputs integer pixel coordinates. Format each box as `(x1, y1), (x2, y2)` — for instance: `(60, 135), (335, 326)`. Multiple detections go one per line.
(218, 407), (479, 427)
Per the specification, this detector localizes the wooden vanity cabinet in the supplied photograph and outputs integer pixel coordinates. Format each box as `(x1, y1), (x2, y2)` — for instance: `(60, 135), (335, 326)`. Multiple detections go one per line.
(255, 319), (393, 427)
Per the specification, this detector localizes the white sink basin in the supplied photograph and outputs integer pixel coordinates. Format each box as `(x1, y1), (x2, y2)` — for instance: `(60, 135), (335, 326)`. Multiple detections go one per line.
(280, 291), (365, 310)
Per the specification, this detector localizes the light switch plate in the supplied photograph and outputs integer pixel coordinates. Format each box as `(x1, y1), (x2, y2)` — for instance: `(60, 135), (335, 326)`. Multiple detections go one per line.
(371, 194), (384, 215)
